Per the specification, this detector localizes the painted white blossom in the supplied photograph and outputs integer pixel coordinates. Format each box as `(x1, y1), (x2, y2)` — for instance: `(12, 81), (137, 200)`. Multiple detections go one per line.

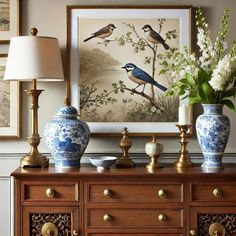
(156, 109), (161, 114)
(151, 106), (157, 113)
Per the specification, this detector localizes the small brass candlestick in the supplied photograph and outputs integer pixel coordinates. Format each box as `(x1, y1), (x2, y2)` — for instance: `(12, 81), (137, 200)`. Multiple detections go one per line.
(175, 124), (193, 168)
(116, 127), (135, 168)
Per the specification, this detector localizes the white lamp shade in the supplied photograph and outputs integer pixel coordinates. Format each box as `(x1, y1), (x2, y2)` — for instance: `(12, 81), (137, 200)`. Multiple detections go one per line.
(4, 36), (64, 81)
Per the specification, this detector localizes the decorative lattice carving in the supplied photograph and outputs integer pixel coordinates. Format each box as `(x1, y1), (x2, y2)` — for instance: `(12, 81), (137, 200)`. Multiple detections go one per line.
(198, 214), (236, 236)
(30, 213), (72, 236)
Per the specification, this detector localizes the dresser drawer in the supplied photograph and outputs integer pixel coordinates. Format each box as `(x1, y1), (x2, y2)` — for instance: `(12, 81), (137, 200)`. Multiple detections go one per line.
(191, 182), (236, 202)
(87, 209), (183, 229)
(87, 183), (183, 203)
(23, 181), (79, 202)
(89, 234), (183, 236)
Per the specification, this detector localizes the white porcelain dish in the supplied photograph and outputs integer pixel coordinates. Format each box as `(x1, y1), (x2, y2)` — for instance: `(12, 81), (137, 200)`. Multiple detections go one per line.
(89, 156), (117, 171)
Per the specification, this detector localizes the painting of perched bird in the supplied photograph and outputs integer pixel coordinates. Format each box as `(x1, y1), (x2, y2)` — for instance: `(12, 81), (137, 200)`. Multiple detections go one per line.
(78, 16), (180, 123)
(84, 23), (116, 42)
(122, 63), (167, 92)
(142, 24), (169, 50)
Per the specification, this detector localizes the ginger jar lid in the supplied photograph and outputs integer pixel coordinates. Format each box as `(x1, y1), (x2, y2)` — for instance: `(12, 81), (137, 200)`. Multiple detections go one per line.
(56, 106), (78, 117)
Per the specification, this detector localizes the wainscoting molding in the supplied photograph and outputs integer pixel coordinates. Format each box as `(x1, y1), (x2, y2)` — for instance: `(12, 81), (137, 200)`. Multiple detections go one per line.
(1, 153), (235, 236)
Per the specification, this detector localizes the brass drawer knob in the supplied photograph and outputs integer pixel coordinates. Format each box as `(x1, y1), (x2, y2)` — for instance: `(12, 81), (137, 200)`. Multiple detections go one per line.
(213, 188), (223, 198)
(73, 230), (79, 236)
(209, 223), (226, 236)
(158, 189), (167, 199)
(158, 213), (167, 222)
(41, 222), (58, 236)
(103, 213), (113, 222)
(46, 188), (56, 198)
(190, 229), (197, 236)
(103, 188), (113, 197)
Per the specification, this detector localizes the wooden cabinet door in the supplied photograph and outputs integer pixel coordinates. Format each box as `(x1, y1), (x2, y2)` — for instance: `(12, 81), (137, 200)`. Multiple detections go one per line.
(22, 206), (79, 236)
(190, 207), (236, 236)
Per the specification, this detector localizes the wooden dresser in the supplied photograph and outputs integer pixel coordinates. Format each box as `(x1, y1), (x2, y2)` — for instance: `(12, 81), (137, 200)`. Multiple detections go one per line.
(11, 164), (236, 236)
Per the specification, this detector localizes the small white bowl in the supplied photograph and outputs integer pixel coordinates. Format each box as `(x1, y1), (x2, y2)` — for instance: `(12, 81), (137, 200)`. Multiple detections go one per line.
(89, 156), (117, 171)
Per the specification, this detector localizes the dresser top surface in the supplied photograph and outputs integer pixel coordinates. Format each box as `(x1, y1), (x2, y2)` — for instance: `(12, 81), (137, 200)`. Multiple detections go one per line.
(11, 163), (236, 179)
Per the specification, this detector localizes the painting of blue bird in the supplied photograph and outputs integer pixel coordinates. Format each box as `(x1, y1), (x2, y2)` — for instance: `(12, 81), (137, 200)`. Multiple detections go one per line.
(122, 63), (167, 92)
(78, 17), (180, 123)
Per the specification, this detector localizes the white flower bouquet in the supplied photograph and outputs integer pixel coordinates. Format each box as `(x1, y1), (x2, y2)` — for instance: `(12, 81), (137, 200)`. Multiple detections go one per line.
(160, 8), (236, 110)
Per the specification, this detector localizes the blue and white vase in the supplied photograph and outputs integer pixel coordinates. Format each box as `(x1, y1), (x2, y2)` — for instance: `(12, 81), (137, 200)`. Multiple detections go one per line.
(44, 106), (90, 168)
(196, 104), (230, 169)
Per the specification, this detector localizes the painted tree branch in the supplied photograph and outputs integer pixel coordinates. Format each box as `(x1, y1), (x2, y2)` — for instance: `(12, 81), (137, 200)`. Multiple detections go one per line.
(80, 82), (117, 110)
(122, 86), (169, 116)
(80, 83), (97, 110)
(122, 23), (162, 100)
(97, 39), (116, 46)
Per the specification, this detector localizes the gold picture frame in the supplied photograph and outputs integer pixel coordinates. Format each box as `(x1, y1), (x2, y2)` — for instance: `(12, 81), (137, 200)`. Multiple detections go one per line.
(0, 53), (21, 138)
(67, 5), (193, 136)
(0, 0), (19, 43)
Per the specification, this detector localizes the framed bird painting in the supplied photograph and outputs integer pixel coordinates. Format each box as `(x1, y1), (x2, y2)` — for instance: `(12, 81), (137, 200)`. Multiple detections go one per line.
(67, 5), (193, 136)
(0, 54), (20, 138)
(0, 0), (19, 43)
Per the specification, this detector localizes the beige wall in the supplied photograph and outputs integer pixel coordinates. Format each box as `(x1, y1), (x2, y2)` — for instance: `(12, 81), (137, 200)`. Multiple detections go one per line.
(1, 0), (235, 156)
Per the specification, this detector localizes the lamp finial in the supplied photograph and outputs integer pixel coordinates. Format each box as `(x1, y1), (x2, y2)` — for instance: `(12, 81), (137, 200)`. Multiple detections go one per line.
(64, 97), (71, 106)
(30, 27), (38, 36)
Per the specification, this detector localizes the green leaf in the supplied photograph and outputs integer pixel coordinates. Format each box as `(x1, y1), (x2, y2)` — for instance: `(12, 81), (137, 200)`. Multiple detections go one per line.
(178, 78), (187, 84)
(165, 90), (174, 96)
(230, 70), (236, 79)
(199, 82), (213, 103)
(202, 82), (212, 96)
(178, 89), (186, 96)
(198, 68), (209, 83)
(185, 73), (195, 87)
(221, 100), (236, 111)
(188, 94), (202, 104)
(222, 87), (236, 99)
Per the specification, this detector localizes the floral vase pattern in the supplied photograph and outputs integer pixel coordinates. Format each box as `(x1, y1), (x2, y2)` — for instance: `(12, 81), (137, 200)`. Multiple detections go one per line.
(44, 106), (90, 168)
(196, 104), (230, 169)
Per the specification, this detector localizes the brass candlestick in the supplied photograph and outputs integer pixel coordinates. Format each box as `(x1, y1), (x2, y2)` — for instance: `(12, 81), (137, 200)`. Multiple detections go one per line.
(175, 124), (193, 168)
(116, 127), (135, 168)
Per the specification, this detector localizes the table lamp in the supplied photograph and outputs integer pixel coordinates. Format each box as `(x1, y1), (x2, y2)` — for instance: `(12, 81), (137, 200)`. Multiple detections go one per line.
(4, 28), (64, 168)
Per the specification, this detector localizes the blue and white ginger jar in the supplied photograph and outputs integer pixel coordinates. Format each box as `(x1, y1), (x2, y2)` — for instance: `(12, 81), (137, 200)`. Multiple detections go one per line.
(196, 104), (230, 169)
(44, 106), (90, 168)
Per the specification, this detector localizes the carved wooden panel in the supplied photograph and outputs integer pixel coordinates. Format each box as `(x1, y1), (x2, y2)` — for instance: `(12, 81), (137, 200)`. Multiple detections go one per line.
(198, 214), (236, 236)
(30, 213), (72, 236)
